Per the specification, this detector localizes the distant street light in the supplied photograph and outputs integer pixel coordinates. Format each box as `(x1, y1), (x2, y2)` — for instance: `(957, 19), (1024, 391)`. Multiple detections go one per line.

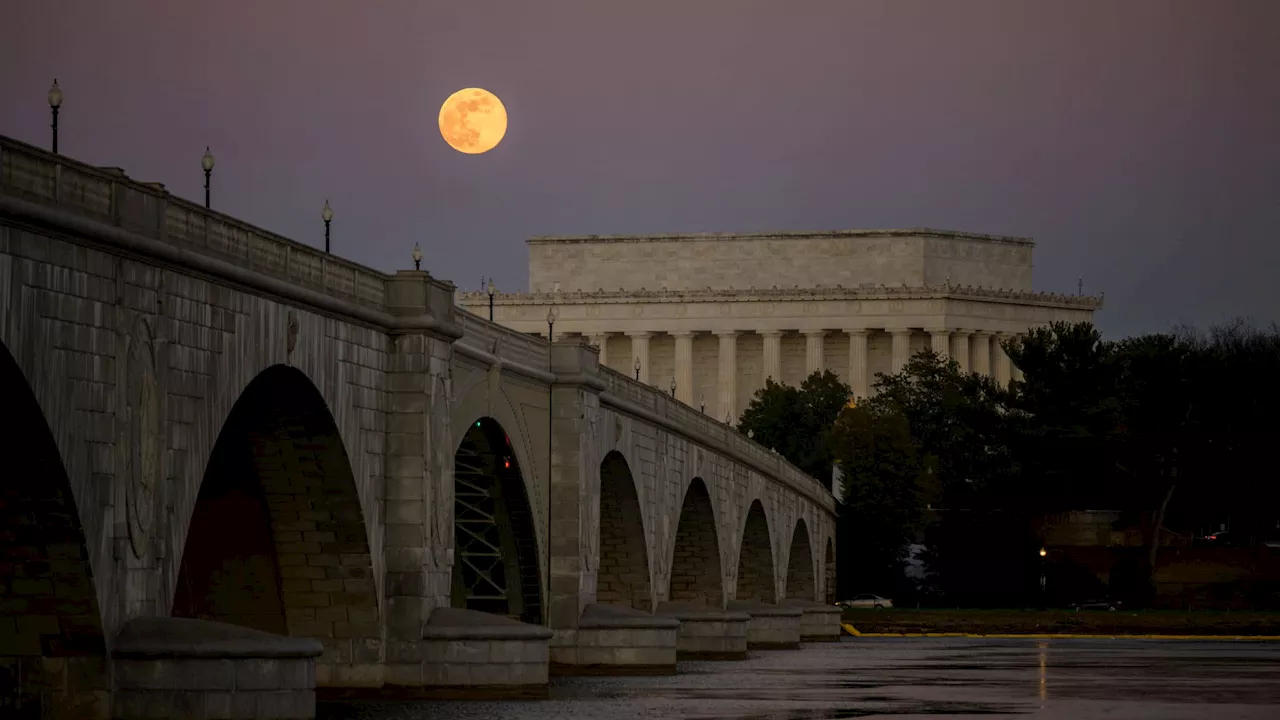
(700, 394), (705, 413)
(412, 243), (422, 270)
(669, 377), (676, 397)
(546, 307), (557, 342)
(1039, 547), (1048, 607)
(47, 79), (63, 154)
(321, 200), (333, 253)
(633, 357), (641, 381)
(201, 147), (215, 209)
(487, 279), (496, 321)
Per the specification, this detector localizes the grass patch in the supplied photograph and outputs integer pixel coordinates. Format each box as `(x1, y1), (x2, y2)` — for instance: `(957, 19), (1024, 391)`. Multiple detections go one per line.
(842, 608), (1280, 636)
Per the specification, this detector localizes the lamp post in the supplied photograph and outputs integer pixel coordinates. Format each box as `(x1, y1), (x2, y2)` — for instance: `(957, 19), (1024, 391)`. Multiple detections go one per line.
(633, 357), (641, 381)
(700, 394), (705, 413)
(201, 147), (215, 209)
(1039, 547), (1048, 607)
(487, 279), (496, 321)
(412, 243), (422, 270)
(48, 79), (63, 154)
(546, 307), (557, 342)
(321, 200), (333, 253)
(669, 377), (676, 398)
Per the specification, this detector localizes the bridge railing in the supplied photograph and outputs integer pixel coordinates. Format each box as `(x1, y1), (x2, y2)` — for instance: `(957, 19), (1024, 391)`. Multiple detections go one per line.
(0, 135), (389, 309)
(454, 307), (551, 369)
(597, 366), (831, 508)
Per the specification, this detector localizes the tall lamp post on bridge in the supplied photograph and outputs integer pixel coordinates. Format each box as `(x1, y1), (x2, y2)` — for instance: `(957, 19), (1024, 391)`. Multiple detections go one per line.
(412, 243), (422, 270)
(634, 357), (641, 381)
(321, 200), (333, 253)
(48, 79), (63, 154)
(546, 307), (557, 342)
(669, 377), (676, 398)
(201, 147), (215, 209)
(487, 279), (496, 321)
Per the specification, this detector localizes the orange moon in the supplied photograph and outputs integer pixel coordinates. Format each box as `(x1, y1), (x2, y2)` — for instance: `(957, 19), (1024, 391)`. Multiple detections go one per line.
(438, 88), (508, 154)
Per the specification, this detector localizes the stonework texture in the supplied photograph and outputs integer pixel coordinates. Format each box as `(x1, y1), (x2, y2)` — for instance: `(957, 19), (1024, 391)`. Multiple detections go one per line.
(0, 134), (837, 707)
(525, 230), (1037, 293)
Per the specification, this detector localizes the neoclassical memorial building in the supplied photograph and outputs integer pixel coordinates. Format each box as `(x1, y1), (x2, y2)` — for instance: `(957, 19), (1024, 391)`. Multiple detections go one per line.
(458, 229), (1103, 424)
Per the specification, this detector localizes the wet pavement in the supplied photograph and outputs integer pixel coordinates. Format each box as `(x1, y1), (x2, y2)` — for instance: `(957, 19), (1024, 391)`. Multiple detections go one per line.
(320, 637), (1280, 719)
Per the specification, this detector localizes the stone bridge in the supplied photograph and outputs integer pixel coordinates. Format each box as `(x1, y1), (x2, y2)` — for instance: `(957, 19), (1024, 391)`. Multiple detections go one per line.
(0, 135), (837, 719)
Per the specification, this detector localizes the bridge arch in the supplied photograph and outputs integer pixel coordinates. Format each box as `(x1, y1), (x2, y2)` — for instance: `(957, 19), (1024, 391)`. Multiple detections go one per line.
(0, 341), (108, 715)
(785, 517), (816, 601)
(597, 451), (652, 611)
(452, 416), (543, 624)
(667, 477), (724, 607)
(172, 365), (380, 682)
(736, 499), (777, 603)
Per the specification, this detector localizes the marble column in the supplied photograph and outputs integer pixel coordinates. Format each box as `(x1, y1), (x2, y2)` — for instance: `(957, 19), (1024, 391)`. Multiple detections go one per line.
(673, 331), (694, 405)
(715, 331), (739, 423)
(928, 328), (950, 360)
(589, 333), (609, 368)
(846, 329), (869, 399)
(951, 332), (971, 373)
(804, 330), (826, 376)
(762, 331), (783, 383)
(627, 331), (651, 384)
(971, 332), (992, 376)
(993, 333), (1013, 387)
(890, 329), (913, 374)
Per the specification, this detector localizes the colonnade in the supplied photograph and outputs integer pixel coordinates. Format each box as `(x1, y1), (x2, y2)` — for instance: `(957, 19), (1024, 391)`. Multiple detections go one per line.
(585, 328), (1023, 421)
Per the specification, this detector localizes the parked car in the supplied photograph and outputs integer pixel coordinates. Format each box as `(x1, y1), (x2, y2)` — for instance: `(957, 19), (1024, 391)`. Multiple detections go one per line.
(839, 594), (894, 609)
(1070, 598), (1122, 611)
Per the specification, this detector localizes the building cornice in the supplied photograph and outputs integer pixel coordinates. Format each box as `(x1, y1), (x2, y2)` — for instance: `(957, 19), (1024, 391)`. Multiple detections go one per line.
(459, 284), (1104, 311)
(527, 227), (1035, 247)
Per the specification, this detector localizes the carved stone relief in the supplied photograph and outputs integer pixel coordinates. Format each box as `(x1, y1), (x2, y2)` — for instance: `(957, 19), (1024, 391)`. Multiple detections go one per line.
(119, 316), (161, 559)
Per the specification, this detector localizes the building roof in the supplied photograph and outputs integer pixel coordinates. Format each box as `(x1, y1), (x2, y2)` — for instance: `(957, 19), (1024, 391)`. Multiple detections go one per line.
(527, 228), (1035, 247)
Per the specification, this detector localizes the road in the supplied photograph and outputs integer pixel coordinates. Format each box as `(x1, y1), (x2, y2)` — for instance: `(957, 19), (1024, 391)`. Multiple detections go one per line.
(320, 637), (1280, 719)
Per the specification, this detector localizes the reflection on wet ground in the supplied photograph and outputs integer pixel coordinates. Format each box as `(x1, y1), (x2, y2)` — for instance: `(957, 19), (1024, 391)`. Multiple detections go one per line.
(320, 638), (1280, 719)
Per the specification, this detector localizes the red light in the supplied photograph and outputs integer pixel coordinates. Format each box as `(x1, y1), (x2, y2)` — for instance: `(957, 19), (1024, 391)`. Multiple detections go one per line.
(1208, 535), (1217, 540)
(504, 460), (511, 469)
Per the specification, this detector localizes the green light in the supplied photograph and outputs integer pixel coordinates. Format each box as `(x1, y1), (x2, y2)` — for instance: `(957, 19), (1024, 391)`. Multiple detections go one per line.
(475, 421), (481, 427)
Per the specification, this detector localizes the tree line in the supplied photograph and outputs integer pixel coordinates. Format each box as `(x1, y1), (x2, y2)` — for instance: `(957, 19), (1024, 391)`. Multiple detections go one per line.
(737, 321), (1280, 608)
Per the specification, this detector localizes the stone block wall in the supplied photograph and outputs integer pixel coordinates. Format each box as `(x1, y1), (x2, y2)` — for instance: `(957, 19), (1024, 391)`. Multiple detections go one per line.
(112, 656), (316, 719)
(785, 521), (816, 600)
(667, 480), (724, 605)
(596, 454), (652, 611)
(735, 503), (776, 603)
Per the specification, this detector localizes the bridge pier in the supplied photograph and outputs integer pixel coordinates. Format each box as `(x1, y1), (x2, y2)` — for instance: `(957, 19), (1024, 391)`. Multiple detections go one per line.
(656, 602), (751, 660)
(110, 617), (322, 720)
(550, 603), (679, 675)
(727, 600), (804, 649)
(783, 599), (843, 642)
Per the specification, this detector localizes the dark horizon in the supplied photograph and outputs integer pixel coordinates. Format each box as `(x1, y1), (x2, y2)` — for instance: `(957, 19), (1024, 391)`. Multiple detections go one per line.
(1, 0), (1276, 338)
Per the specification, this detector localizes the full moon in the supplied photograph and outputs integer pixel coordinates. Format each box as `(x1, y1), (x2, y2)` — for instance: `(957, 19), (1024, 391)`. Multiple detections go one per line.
(438, 88), (508, 155)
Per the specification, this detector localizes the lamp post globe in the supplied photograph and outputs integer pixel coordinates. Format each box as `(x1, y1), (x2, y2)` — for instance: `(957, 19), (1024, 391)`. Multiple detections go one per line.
(321, 200), (333, 253)
(47, 79), (63, 153)
(487, 279), (496, 321)
(201, 147), (215, 208)
(411, 243), (422, 271)
(545, 307), (557, 341)
(633, 357), (641, 380)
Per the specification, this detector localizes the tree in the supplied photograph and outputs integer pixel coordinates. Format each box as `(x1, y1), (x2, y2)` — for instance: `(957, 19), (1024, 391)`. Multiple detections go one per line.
(830, 402), (925, 595)
(737, 370), (852, 487)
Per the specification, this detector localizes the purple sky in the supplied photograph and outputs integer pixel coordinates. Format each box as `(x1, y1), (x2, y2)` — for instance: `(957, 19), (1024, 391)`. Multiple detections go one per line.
(2, 1), (1276, 337)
